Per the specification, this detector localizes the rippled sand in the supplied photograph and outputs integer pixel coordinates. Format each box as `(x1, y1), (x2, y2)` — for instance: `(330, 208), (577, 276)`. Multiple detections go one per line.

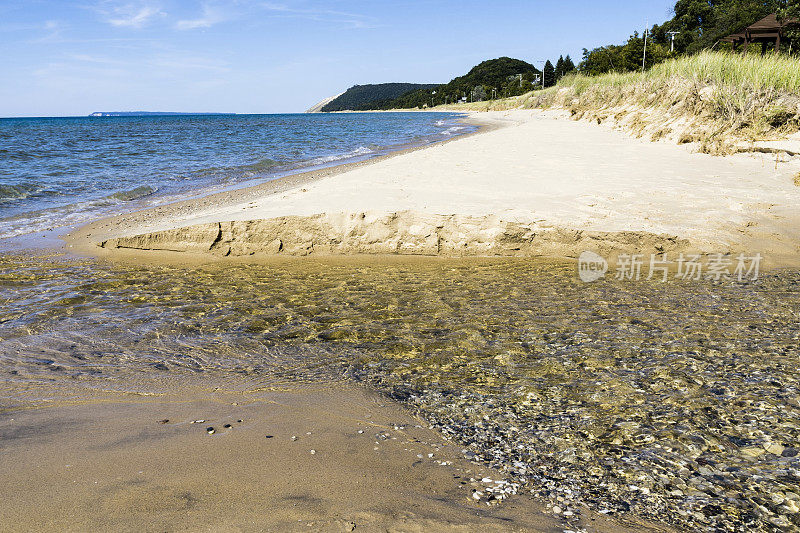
(1, 253), (798, 531)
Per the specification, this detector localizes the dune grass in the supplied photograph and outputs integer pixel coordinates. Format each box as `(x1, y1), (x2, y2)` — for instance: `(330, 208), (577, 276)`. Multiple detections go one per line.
(557, 51), (800, 95)
(650, 51), (800, 93)
(541, 51), (800, 153)
(442, 51), (800, 154)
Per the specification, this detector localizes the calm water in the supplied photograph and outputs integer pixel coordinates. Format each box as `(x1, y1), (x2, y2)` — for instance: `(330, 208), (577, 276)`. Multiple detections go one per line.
(1, 112), (798, 532)
(1, 253), (798, 531)
(0, 112), (472, 240)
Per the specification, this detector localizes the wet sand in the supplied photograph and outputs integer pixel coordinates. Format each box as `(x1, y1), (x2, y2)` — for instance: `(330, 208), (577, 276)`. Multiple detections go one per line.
(0, 377), (663, 532)
(3, 249), (796, 531)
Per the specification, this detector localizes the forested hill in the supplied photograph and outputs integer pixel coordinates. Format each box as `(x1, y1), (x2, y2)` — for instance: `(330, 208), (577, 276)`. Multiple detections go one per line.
(319, 83), (437, 112)
(313, 57), (542, 112)
(392, 57), (541, 108)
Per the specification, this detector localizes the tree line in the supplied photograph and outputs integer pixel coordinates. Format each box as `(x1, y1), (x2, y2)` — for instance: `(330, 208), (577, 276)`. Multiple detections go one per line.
(320, 83), (437, 112)
(395, 55), (578, 109)
(580, 0), (800, 76)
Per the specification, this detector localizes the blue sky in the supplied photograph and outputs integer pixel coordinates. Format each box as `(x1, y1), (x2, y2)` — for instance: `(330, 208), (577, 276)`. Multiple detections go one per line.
(0, 1), (676, 117)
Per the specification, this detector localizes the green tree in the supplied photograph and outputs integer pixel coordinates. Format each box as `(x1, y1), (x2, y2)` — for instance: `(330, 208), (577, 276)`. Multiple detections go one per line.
(580, 0), (787, 73)
(562, 55), (576, 76)
(666, 0), (783, 53)
(389, 57), (540, 108)
(580, 45), (623, 75)
(321, 83), (438, 112)
(621, 32), (670, 71)
(779, 0), (800, 19)
(555, 55), (565, 80)
(581, 30), (672, 74)
(778, 0), (800, 44)
(543, 60), (555, 88)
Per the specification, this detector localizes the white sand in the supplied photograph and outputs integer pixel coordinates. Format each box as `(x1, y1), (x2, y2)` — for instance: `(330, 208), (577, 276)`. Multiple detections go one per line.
(78, 110), (800, 264)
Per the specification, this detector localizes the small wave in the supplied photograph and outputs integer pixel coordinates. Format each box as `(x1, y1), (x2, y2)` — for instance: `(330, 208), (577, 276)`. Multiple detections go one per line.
(304, 146), (374, 166)
(440, 126), (466, 136)
(0, 183), (41, 204)
(189, 159), (281, 181)
(107, 185), (157, 202)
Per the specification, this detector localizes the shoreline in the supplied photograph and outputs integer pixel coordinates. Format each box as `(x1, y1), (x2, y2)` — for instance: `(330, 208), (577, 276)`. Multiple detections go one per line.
(63, 111), (504, 258)
(0, 373), (666, 533)
(68, 108), (800, 269)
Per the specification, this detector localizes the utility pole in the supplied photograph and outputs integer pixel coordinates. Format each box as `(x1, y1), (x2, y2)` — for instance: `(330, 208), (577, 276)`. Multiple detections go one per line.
(666, 31), (680, 53)
(535, 60), (546, 89)
(642, 21), (648, 72)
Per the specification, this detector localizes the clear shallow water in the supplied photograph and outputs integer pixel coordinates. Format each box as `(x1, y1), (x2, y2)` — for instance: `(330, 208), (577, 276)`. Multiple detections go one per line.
(1, 107), (798, 533)
(0, 113), (471, 240)
(1, 253), (798, 531)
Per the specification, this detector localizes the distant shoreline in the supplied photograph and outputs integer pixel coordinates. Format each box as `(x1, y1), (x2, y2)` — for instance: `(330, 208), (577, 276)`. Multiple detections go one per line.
(87, 111), (236, 117)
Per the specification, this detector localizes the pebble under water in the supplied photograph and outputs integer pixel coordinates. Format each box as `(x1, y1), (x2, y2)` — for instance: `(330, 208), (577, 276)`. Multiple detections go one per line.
(1, 253), (799, 532)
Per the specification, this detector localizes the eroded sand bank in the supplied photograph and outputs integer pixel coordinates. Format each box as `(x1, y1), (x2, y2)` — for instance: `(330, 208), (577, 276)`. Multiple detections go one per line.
(70, 110), (800, 267)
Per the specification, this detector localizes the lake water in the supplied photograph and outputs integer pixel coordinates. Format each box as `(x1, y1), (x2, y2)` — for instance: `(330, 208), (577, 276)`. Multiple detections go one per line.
(1, 112), (797, 532)
(1, 253), (798, 531)
(0, 112), (472, 241)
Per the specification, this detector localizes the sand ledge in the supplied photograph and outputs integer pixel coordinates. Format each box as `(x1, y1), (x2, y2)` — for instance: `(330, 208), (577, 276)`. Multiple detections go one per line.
(99, 210), (691, 258)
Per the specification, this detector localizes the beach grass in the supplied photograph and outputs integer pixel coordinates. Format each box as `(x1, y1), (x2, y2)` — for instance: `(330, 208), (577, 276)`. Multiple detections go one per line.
(541, 52), (800, 153)
(446, 52), (800, 154)
(558, 51), (800, 95)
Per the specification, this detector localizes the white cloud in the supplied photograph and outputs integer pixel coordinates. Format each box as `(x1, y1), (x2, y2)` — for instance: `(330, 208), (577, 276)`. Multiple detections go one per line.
(69, 53), (125, 65)
(260, 2), (376, 29)
(25, 19), (66, 43)
(97, 2), (165, 28)
(175, 4), (228, 30)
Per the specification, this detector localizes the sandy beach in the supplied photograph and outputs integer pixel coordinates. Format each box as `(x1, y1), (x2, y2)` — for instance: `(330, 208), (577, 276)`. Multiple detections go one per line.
(6, 107), (797, 532)
(8, 1), (800, 530)
(0, 373), (667, 533)
(70, 109), (800, 268)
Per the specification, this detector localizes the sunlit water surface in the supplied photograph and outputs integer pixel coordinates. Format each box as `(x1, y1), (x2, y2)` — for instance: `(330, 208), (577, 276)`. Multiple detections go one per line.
(1, 253), (799, 531)
(0, 113), (471, 240)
